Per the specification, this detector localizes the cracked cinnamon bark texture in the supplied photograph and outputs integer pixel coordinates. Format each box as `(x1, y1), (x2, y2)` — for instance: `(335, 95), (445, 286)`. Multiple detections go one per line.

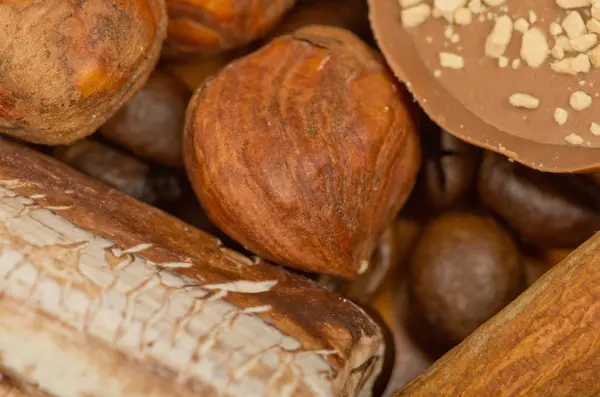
(0, 138), (383, 397)
(394, 230), (600, 397)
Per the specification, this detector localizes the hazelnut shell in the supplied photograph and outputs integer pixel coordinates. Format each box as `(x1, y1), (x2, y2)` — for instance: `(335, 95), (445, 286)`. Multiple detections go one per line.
(0, 0), (167, 145)
(184, 26), (420, 279)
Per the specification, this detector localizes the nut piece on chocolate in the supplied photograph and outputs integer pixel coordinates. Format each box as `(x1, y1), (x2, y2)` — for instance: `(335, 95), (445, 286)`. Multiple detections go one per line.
(479, 152), (600, 248)
(409, 212), (523, 346)
(370, 0), (600, 171)
(0, 0), (166, 145)
(100, 69), (191, 168)
(164, 0), (296, 56)
(184, 26), (421, 279)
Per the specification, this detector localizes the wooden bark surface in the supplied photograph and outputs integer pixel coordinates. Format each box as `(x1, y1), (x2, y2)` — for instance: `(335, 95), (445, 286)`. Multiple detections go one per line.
(394, 229), (600, 397)
(0, 138), (383, 397)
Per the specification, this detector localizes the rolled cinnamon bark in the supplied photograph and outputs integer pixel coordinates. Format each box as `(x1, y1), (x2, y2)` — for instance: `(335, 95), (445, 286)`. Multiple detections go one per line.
(0, 138), (383, 397)
(394, 230), (600, 397)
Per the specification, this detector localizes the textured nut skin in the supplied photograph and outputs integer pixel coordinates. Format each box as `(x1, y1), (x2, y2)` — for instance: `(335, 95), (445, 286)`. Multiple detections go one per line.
(164, 0), (295, 56)
(185, 26), (421, 279)
(54, 139), (183, 206)
(100, 69), (190, 168)
(409, 212), (523, 346)
(479, 152), (600, 248)
(0, 0), (167, 145)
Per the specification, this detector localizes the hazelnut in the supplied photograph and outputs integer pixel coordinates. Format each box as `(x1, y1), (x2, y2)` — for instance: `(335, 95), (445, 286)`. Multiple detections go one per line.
(164, 54), (236, 91)
(0, 0), (166, 145)
(164, 0), (295, 56)
(54, 139), (183, 206)
(479, 152), (600, 248)
(409, 212), (523, 346)
(184, 26), (421, 279)
(99, 69), (191, 168)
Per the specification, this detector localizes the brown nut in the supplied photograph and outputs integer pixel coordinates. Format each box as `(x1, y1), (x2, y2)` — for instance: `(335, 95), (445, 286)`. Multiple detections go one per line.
(0, 0), (166, 145)
(479, 152), (600, 248)
(54, 139), (183, 206)
(184, 26), (421, 279)
(164, 0), (296, 56)
(263, 0), (370, 41)
(99, 69), (190, 168)
(409, 212), (523, 346)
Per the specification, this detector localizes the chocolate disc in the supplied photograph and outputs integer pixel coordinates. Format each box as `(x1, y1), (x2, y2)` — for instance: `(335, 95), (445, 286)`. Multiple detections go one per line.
(369, 0), (600, 172)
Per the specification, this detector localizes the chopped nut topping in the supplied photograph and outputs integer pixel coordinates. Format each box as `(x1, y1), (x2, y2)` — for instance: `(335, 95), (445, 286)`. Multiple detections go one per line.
(454, 7), (473, 24)
(562, 11), (587, 39)
(521, 28), (549, 67)
(514, 18), (530, 33)
(565, 133), (584, 145)
(552, 45), (566, 59)
(587, 18), (600, 34)
(434, 0), (468, 13)
(591, 122), (600, 135)
(556, 35), (573, 51)
(485, 15), (514, 58)
(440, 52), (465, 68)
(512, 58), (521, 68)
(529, 10), (538, 24)
(550, 22), (564, 36)
(588, 44), (600, 66)
(402, 4), (432, 27)
(509, 93), (540, 109)
(557, 0), (591, 9)
(554, 107), (569, 125)
(569, 33), (597, 52)
(498, 56), (509, 67)
(570, 90), (593, 110)
(468, 0), (484, 13)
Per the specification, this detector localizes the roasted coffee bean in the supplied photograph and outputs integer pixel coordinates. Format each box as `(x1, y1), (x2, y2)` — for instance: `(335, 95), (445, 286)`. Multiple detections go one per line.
(54, 139), (183, 206)
(409, 211), (523, 346)
(479, 152), (600, 248)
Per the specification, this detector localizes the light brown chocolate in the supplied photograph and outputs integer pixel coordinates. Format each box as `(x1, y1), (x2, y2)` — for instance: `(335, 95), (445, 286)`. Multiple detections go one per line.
(369, 0), (600, 172)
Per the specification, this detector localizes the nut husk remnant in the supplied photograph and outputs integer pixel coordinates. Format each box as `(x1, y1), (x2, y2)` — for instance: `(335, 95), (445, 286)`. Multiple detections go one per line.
(185, 26), (421, 279)
(164, 0), (296, 56)
(409, 212), (523, 345)
(100, 69), (191, 168)
(0, 0), (167, 145)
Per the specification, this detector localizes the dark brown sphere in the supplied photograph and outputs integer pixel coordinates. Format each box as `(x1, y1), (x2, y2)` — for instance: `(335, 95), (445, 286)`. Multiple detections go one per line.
(409, 212), (523, 345)
(100, 69), (190, 167)
(0, 0), (166, 145)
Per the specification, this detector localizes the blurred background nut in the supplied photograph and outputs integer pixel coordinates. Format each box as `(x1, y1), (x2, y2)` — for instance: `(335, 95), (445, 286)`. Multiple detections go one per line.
(184, 26), (420, 279)
(0, 0), (166, 145)
(479, 152), (600, 249)
(54, 140), (183, 207)
(409, 212), (524, 347)
(262, 0), (370, 41)
(99, 69), (191, 168)
(406, 124), (479, 216)
(164, 0), (296, 56)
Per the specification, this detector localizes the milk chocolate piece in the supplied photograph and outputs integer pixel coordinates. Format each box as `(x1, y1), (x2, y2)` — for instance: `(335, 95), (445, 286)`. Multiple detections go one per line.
(369, 0), (600, 172)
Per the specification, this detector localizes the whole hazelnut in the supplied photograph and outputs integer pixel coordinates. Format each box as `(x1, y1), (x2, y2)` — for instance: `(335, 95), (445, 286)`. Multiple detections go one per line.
(0, 0), (166, 145)
(409, 212), (523, 346)
(184, 26), (420, 279)
(100, 69), (191, 168)
(479, 152), (600, 248)
(54, 140), (183, 206)
(164, 0), (295, 56)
